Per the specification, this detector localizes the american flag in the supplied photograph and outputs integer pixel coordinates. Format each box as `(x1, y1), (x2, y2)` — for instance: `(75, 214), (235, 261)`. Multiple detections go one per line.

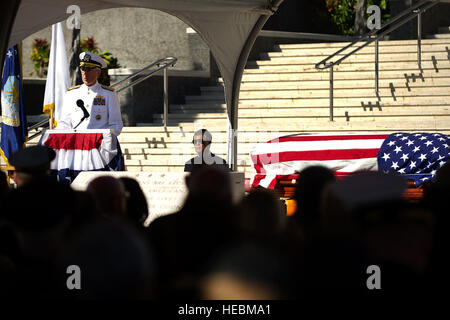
(250, 133), (389, 189)
(377, 132), (450, 186)
(249, 132), (449, 189)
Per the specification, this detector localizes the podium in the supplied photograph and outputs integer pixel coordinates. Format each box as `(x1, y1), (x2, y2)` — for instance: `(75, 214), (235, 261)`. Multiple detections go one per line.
(39, 129), (123, 184)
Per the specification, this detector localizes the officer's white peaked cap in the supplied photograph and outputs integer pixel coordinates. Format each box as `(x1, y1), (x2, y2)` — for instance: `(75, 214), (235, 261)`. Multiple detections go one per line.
(79, 52), (107, 69)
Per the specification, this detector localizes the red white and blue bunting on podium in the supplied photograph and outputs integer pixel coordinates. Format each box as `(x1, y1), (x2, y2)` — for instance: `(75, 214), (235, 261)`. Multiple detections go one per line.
(39, 129), (124, 184)
(250, 132), (450, 189)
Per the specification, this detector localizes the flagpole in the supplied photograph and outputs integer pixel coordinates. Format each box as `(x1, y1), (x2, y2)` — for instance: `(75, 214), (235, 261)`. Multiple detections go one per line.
(50, 108), (54, 129)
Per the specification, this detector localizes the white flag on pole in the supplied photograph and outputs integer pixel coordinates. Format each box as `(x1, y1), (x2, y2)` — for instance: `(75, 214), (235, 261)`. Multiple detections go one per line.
(43, 22), (70, 124)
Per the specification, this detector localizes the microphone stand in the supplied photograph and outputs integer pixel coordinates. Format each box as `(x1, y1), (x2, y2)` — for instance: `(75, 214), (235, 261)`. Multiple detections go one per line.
(73, 116), (87, 129)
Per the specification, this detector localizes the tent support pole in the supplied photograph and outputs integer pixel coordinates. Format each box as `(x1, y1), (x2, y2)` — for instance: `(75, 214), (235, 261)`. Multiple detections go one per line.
(227, 0), (283, 171)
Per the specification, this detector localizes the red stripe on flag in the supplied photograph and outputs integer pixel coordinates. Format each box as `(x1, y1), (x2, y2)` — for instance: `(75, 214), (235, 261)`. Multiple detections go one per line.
(268, 134), (389, 143)
(256, 149), (380, 165)
(44, 133), (104, 151)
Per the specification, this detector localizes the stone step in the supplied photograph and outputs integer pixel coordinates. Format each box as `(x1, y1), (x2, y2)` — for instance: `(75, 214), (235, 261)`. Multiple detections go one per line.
(238, 95), (450, 107)
(118, 131), (294, 143)
(425, 34), (450, 39)
(149, 117), (450, 132)
(237, 86), (450, 99)
(200, 86), (224, 93)
(249, 52), (450, 66)
(123, 165), (252, 174)
(243, 60), (449, 73)
(185, 95), (225, 103)
(156, 106), (450, 120)
(122, 145), (255, 155)
(173, 96), (450, 111)
(238, 78), (450, 90)
(265, 43), (450, 57)
(277, 38), (450, 50)
(438, 26), (450, 34)
(234, 69), (450, 82)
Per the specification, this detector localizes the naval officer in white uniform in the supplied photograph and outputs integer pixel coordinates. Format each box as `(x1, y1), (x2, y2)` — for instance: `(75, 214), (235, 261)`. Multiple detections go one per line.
(57, 52), (123, 135)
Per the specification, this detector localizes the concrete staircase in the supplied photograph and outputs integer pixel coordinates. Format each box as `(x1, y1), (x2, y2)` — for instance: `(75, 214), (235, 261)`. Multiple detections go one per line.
(3, 30), (450, 177)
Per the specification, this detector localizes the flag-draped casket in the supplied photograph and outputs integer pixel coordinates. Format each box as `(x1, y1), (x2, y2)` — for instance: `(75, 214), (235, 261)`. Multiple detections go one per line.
(39, 129), (123, 183)
(250, 133), (450, 189)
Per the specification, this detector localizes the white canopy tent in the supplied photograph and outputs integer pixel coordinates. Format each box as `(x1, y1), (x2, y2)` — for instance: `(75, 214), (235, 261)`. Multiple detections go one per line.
(2, 0), (284, 169)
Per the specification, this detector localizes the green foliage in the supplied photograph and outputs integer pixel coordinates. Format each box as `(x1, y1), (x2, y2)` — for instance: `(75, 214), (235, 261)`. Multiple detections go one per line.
(326, 0), (391, 36)
(80, 36), (120, 69)
(29, 38), (50, 77)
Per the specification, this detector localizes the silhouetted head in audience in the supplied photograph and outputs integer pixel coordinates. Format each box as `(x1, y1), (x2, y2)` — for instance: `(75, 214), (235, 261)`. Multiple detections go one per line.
(421, 161), (450, 290)
(86, 175), (127, 219)
(9, 145), (56, 188)
(58, 219), (155, 299)
(293, 165), (336, 236)
(120, 177), (149, 227)
(185, 165), (232, 202)
(319, 171), (434, 292)
(320, 171), (407, 236)
(201, 242), (294, 299)
(237, 188), (286, 241)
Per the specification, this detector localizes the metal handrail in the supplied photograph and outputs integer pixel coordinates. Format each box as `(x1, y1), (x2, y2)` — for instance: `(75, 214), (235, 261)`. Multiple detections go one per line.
(110, 56), (177, 126)
(315, 0), (439, 121)
(28, 118), (49, 131)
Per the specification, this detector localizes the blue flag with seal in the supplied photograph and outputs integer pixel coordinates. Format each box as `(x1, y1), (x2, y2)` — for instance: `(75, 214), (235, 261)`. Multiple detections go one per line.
(1, 44), (28, 165)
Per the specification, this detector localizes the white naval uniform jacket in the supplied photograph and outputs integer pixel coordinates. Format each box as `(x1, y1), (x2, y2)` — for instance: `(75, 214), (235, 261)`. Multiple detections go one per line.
(57, 81), (123, 135)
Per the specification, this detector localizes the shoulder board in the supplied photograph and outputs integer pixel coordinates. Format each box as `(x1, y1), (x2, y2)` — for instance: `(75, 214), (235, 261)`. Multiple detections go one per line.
(101, 85), (115, 92)
(67, 85), (81, 91)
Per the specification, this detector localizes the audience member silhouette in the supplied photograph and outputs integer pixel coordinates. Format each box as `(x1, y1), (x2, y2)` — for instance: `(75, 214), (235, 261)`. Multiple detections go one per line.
(8, 145), (56, 188)
(147, 166), (237, 298)
(293, 165), (336, 241)
(120, 177), (149, 228)
(86, 175), (127, 220)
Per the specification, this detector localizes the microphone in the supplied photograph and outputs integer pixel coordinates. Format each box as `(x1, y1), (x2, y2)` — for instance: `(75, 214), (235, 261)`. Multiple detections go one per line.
(74, 99), (90, 129)
(76, 99), (90, 119)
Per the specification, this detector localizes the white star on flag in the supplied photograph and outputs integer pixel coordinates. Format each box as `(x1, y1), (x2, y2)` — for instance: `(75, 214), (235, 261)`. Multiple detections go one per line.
(391, 161), (399, 170)
(409, 161), (416, 169)
(419, 136), (427, 141)
(382, 153), (390, 161)
(406, 140), (414, 146)
(419, 154), (427, 161)
(388, 141), (396, 147)
(425, 140), (433, 146)
(400, 154), (409, 161)
(413, 146), (421, 152)
(401, 136), (408, 141)
(6, 50), (12, 58)
(394, 146), (403, 154)
(440, 161), (446, 167)
(395, 134), (403, 137)
(398, 168), (406, 174)
(439, 137), (445, 141)
(431, 147), (439, 154)
(431, 170), (436, 176)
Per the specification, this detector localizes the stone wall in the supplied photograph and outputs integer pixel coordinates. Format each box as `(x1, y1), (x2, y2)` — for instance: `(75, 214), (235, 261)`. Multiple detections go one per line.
(21, 7), (210, 79)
